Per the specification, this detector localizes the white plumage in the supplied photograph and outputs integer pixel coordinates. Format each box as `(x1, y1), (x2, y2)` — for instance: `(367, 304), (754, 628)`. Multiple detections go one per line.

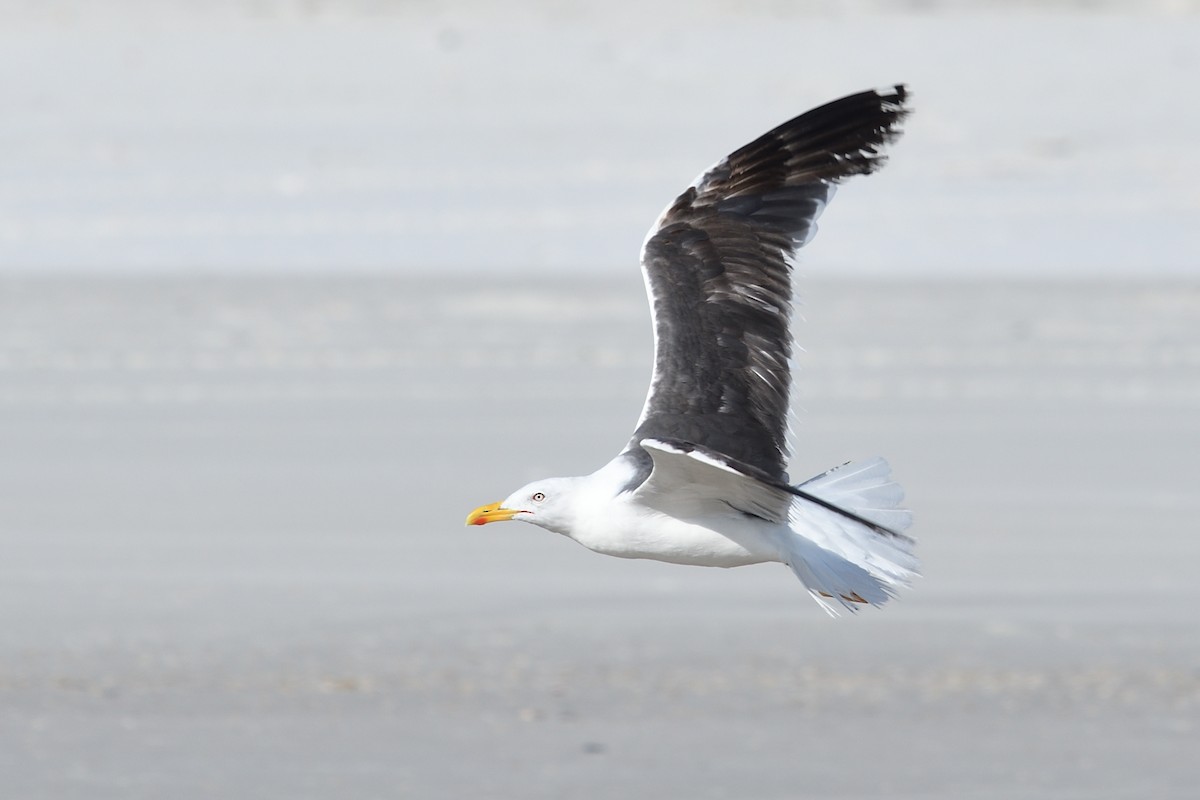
(476, 442), (916, 614)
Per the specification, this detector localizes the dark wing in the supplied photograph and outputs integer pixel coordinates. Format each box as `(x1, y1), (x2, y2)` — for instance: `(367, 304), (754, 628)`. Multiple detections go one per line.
(624, 85), (909, 485)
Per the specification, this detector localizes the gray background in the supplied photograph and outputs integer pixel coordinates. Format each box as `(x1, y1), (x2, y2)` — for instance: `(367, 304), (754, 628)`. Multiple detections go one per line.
(2, 2), (1198, 798)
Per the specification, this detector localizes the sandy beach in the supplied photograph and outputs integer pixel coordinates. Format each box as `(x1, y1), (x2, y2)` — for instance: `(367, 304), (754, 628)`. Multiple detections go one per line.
(1, 274), (1197, 798)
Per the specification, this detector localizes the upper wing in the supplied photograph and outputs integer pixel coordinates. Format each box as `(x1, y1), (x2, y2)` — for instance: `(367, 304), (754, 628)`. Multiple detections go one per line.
(626, 86), (910, 483)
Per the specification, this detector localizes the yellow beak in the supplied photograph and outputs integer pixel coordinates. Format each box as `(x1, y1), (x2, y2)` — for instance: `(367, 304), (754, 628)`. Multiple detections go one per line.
(465, 501), (521, 526)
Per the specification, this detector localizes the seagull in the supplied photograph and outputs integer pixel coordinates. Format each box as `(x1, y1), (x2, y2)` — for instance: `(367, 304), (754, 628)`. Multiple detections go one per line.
(466, 86), (918, 613)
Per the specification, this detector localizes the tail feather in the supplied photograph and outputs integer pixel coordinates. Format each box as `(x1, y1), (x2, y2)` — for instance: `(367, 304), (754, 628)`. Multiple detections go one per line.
(783, 457), (919, 615)
(800, 457), (910, 525)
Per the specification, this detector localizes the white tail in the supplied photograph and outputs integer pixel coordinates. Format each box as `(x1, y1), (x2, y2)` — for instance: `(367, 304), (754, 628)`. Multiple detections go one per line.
(784, 458), (920, 615)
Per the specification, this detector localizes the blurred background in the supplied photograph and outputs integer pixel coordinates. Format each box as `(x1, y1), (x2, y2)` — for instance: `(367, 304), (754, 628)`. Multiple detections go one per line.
(4, 0), (1198, 277)
(2, 1), (1198, 798)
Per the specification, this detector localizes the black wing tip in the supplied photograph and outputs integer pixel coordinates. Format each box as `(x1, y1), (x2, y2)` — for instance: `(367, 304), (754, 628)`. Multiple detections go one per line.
(879, 83), (910, 106)
(804, 83), (910, 169)
(705, 84), (911, 200)
(813, 83), (910, 127)
(867, 82), (911, 138)
(877, 84), (910, 129)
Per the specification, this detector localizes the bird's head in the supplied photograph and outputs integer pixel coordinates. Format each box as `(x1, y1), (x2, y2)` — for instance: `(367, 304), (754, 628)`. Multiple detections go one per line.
(465, 477), (580, 535)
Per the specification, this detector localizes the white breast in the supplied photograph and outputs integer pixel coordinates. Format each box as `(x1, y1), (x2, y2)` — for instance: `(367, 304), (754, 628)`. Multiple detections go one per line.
(565, 473), (784, 567)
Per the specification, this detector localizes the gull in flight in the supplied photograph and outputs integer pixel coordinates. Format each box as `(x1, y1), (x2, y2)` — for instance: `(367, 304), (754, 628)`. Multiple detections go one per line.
(467, 86), (918, 614)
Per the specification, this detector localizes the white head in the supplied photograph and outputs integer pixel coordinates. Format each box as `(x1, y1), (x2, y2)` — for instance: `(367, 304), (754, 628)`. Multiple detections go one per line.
(465, 476), (582, 536)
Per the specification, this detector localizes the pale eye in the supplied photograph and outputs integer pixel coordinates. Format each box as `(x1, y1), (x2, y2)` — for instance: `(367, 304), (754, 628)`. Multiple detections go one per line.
(531, 492), (546, 503)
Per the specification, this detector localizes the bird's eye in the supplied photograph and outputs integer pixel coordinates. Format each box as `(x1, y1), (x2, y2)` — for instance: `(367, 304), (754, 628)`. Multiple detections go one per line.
(531, 492), (546, 503)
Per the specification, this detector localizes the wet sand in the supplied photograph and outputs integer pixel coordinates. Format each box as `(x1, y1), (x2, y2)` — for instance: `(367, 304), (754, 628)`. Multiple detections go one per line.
(1, 275), (1198, 798)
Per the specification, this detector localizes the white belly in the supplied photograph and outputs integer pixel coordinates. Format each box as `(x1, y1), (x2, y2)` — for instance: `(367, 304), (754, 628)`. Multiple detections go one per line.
(565, 501), (783, 568)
